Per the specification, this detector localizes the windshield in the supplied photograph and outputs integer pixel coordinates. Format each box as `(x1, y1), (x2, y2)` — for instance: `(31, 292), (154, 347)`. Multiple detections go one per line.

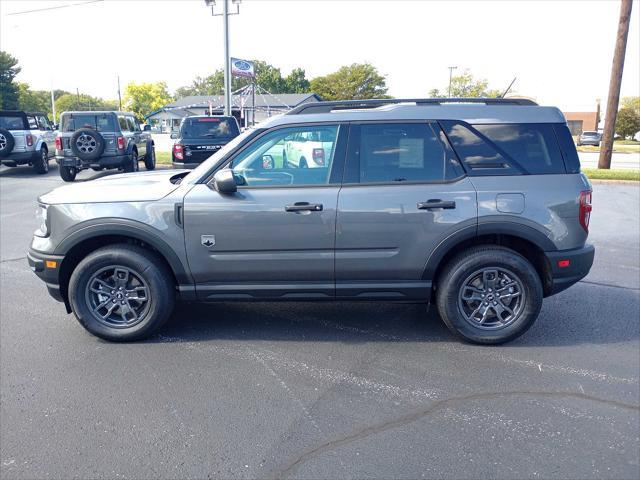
(61, 114), (116, 132)
(183, 128), (263, 184)
(180, 117), (240, 140)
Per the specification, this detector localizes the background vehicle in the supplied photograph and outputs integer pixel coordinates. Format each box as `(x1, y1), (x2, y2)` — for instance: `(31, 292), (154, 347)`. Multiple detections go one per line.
(0, 110), (56, 174)
(577, 130), (601, 146)
(29, 98), (594, 345)
(55, 111), (156, 182)
(171, 115), (240, 169)
(282, 128), (335, 168)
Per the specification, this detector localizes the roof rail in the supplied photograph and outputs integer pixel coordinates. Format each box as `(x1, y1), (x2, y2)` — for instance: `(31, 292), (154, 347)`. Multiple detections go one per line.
(287, 97), (538, 115)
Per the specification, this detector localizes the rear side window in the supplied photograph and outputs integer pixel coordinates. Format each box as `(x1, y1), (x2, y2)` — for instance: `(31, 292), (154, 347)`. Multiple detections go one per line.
(473, 123), (565, 174)
(354, 123), (446, 183)
(62, 114), (116, 132)
(27, 116), (38, 130)
(181, 117), (240, 140)
(0, 115), (26, 130)
(554, 124), (581, 173)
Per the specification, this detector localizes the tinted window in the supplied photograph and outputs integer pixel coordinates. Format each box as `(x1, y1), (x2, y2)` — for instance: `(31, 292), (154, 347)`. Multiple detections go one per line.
(36, 115), (51, 130)
(118, 116), (129, 131)
(0, 115), (26, 130)
(181, 117), (240, 140)
(230, 125), (340, 186)
(62, 114), (116, 132)
(473, 123), (565, 174)
(127, 117), (138, 132)
(356, 123), (445, 183)
(554, 124), (581, 174)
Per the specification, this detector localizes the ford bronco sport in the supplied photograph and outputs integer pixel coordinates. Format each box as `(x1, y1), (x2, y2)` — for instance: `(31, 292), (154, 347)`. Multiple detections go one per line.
(55, 111), (156, 182)
(28, 98), (595, 344)
(0, 110), (56, 174)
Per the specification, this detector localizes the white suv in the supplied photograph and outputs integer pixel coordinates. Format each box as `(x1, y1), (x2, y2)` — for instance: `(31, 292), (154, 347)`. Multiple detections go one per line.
(0, 110), (56, 174)
(282, 128), (336, 168)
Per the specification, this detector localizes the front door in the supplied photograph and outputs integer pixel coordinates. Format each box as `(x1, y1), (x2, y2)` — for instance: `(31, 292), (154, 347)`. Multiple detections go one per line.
(335, 122), (477, 299)
(183, 123), (346, 300)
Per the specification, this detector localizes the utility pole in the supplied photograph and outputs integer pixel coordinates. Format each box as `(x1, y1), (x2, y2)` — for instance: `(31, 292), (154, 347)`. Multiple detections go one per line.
(598, 0), (633, 169)
(448, 66), (457, 98)
(117, 75), (122, 111)
(50, 85), (56, 123)
(76, 88), (80, 109)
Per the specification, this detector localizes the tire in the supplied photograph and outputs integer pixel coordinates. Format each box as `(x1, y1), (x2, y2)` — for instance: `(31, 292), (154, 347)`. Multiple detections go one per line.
(299, 157), (308, 168)
(144, 146), (156, 170)
(435, 245), (543, 345)
(70, 128), (105, 161)
(33, 146), (49, 174)
(68, 244), (175, 342)
(0, 128), (15, 158)
(60, 165), (77, 182)
(123, 150), (138, 173)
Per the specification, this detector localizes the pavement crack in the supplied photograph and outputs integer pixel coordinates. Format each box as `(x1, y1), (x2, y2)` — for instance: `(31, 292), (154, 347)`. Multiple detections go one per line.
(271, 390), (639, 479)
(578, 279), (640, 291)
(0, 256), (26, 264)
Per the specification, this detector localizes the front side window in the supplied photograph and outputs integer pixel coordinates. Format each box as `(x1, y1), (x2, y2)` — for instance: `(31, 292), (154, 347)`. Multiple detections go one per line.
(127, 117), (138, 132)
(356, 123), (446, 183)
(27, 116), (38, 130)
(118, 116), (129, 131)
(229, 125), (340, 187)
(36, 116), (51, 130)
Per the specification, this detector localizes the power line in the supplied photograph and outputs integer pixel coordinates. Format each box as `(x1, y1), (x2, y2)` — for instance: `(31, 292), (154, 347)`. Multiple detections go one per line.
(5, 0), (103, 16)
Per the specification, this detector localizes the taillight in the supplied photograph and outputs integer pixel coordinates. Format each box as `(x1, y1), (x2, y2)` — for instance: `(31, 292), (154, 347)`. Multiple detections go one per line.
(55, 136), (62, 151)
(117, 136), (125, 150)
(312, 148), (325, 166)
(173, 144), (184, 160)
(26, 134), (33, 147)
(579, 190), (592, 232)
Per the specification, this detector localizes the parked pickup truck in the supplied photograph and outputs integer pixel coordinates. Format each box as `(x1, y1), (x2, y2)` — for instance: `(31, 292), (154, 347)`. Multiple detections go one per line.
(0, 110), (56, 174)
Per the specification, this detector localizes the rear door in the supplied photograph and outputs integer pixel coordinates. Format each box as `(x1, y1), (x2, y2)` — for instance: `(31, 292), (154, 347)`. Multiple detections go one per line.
(127, 116), (146, 157)
(35, 115), (56, 153)
(335, 121), (477, 299)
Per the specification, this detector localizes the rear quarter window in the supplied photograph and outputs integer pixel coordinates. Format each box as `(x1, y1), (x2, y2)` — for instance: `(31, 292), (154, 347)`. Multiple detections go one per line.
(0, 115), (26, 130)
(554, 124), (581, 173)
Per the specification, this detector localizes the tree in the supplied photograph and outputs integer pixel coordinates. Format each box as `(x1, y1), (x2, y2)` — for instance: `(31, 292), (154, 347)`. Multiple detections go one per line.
(284, 68), (310, 94)
(429, 70), (502, 98)
(615, 102), (640, 139)
(55, 93), (118, 116)
(0, 51), (21, 109)
(123, 81), (173, 120)
(310, 63), (389, 101)
(17, 83), (52, 115)
(620, 96), (640, 115)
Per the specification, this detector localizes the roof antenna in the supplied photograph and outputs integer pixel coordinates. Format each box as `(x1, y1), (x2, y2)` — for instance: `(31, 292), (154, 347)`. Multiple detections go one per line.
(501, 77), (517, 98)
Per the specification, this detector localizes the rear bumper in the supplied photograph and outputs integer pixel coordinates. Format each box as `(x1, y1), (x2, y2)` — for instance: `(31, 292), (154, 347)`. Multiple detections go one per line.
(56, 154), (132, 169)
(1, 150), (38, 165)
(172, 161), (201, 169)
(27, 249), (66, 304)
(545, 244), (595, 296)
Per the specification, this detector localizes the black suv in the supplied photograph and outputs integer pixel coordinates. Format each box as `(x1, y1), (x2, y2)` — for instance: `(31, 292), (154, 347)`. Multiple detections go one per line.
(55, 111), (156, 182)
(171, 115), (240, 169)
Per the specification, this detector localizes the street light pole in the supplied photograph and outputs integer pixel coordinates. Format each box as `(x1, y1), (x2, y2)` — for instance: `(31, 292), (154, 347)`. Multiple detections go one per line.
(222, 0), (231, 116)
(448, 66), (457, 98)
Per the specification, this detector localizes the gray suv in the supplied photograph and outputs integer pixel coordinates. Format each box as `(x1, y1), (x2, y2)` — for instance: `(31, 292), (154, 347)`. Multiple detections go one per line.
(28, 98), (595, 344)
(55, 111), (156, 181)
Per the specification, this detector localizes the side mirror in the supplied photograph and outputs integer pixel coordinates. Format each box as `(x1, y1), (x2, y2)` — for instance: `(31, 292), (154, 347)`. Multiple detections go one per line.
(170, 132), (178, 139)
(143, 124), (151, 131)
(212, 169), (237, 194)
(262, 154), (274, 170)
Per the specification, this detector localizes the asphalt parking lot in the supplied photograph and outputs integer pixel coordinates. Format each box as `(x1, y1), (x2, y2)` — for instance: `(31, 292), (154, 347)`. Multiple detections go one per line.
(1, 164), (639, 479)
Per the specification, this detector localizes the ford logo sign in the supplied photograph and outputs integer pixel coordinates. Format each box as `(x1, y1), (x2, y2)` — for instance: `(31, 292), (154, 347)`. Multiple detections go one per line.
(233, 60), (251, 71)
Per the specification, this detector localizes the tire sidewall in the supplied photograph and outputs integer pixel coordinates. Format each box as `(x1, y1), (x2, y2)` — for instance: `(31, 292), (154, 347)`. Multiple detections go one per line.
(0, 128), (15, 157)
(33, 147), (49, 174)
(68, 247), (174, 341)
(70, 129), (105, 161)
(60, 166), (77, 182)
(437, 248), (543, 344)
(144, 146), (155, 170)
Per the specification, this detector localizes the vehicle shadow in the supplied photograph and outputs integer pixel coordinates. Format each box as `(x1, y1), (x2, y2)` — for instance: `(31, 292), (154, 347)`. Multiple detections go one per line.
(0, 163), (114, 182)
(151, 282), (640, 347)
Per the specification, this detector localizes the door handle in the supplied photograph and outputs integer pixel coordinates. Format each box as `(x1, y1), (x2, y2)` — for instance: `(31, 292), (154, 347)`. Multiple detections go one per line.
(417, 199), (456, 210)
(285, 202), (323, 212)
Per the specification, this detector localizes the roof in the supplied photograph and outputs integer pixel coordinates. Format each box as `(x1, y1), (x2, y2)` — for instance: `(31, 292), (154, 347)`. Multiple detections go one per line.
(260, 100), (566, 128)
(60, 110), (136, 116)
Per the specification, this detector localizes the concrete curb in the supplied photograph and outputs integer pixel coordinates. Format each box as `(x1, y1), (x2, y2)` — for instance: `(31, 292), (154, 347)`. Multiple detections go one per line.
(588, 179), (639, 185)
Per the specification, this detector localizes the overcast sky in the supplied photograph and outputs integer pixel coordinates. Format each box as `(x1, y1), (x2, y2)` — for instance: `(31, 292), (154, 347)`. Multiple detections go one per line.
(1, 0), (638, 111)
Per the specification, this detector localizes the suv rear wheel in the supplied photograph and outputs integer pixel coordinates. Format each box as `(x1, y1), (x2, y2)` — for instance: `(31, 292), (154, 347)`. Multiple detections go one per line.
(436, 246), (543, 344)
(68, 244), (175, 341)
(144, 146), (156, 170)
(60, 165), (77, 182)
(123, 150), (138, 173)
(33, 146), (49, 174)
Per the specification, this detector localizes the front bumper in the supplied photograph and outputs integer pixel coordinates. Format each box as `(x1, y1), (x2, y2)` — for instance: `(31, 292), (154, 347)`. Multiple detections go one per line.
(1, 150), (38, 166)
(56, 154), (132, 169)
(27, 249), (66, 305)
(545, 244), (595, 295)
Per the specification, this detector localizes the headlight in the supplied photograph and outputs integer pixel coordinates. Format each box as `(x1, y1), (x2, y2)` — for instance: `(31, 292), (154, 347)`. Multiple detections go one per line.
(35, 204), (49, 237)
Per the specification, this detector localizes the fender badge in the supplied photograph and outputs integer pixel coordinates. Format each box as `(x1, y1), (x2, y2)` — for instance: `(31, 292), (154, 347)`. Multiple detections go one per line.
(201, 235), (216, 248)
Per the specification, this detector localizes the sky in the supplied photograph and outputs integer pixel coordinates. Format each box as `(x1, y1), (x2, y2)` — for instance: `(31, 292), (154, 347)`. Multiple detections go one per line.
(1, 0), (638, 112)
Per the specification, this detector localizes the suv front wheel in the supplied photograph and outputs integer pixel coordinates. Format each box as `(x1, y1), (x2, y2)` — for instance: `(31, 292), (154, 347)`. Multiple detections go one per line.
(436, 246), (543, 344)
(68, 244), (175, 341)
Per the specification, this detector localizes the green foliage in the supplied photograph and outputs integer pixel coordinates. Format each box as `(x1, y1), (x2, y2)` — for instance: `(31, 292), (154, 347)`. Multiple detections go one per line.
(0, 51), (21, 109)
(615, 105), (640, 139)
(582, 168), (639, 181)
(123, 81), (173, 120)
(429, 70), (502, 98)
(284, 68), (310, 94)
(55, 93), (118, 117)
(310, 63), (389, 101)
(620, 96), (640, 114)
(17, 82), (51, 115)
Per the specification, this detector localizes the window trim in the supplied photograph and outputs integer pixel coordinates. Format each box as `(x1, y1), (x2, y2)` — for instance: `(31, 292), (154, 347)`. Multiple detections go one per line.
(203, 121), (349, 189)
(343, 120), (455, 186)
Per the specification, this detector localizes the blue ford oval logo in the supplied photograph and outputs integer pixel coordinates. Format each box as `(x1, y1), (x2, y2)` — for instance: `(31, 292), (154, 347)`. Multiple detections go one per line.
(234, 60), (251, 71)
